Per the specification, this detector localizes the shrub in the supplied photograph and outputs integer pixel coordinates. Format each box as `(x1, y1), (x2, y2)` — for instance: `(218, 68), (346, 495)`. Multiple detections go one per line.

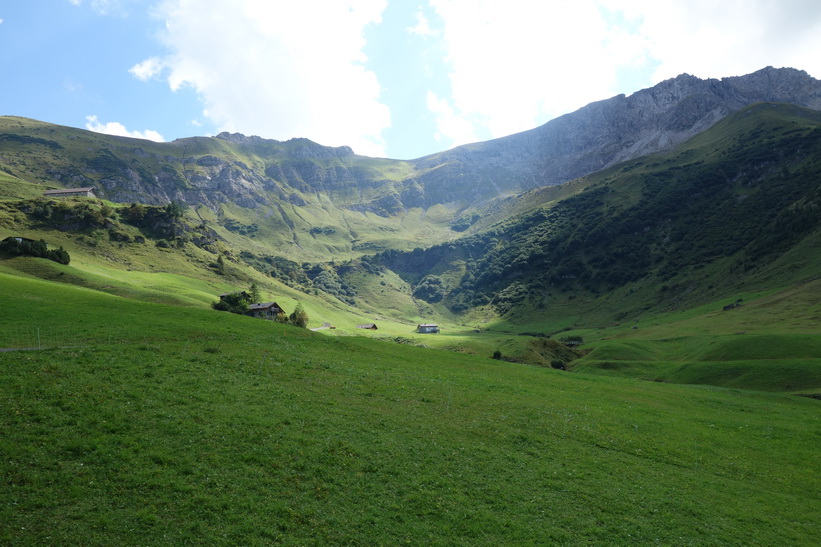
(289, 303), (309, 328)
(0, 237), (70, 265)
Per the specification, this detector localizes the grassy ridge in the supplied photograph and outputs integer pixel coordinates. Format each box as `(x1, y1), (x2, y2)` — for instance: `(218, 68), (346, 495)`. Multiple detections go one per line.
(568, 278), (821, 392)
(1, 273), (819, 544)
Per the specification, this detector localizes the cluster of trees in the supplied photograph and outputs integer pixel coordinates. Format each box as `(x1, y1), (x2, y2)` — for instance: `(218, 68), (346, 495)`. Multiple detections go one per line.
(28, 199), (116, 230)
(0, 237), (70, 265)
(412, 275), (446, 302)
(223, 219), (258, 236)
(120, 201), (190, 245)
(305, 265), (356, 305)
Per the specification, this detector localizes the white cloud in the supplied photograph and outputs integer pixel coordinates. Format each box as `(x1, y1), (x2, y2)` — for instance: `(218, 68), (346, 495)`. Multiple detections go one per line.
(67, 0), (134, 16)
(129, 57), (164, 81)
(408, 10), (434, 36)
(85, 115), (165, 141)
(136, 0), (390, 157)
(426, 91), (477, 147)
(426, 0), (821, 147)
(608, 0), (821, 82)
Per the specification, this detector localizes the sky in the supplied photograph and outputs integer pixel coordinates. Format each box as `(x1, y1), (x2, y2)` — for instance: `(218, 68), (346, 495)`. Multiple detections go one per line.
(2, 1), (821, 159)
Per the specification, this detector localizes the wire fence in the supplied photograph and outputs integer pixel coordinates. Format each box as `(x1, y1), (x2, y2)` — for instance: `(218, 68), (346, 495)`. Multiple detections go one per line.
(0, 321), (316, 353)
(0, 325), (136, 351)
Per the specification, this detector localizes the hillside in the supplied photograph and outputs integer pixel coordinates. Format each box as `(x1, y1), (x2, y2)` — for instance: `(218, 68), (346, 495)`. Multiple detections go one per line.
(374, 103), (821, 325)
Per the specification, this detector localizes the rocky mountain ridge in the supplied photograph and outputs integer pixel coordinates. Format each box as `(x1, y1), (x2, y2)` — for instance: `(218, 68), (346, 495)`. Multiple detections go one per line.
(412, 67), (821, 203)
(2, 67), (821, 216)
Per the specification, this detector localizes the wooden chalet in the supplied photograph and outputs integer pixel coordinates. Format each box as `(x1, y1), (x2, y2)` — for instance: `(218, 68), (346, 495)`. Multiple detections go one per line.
(356, 323), (378, 330)
(416, 323), (440, 334)
(247, 302), (285, 319)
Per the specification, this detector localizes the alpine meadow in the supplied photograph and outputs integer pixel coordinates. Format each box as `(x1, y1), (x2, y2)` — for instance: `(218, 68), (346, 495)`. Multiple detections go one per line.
(1, 67), (820, 544)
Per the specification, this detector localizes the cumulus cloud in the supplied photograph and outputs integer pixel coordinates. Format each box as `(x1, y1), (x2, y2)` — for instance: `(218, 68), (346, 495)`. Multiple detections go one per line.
(610, 0), (821, 82)
(129, 57), (164, 81)
(408, 10), (435, 36)
(134, 0), (390, 156)
(426, 0), (821, 148)
(85, 115), (165, 141)
(66, 0), (135, 16)
(426, 91), (477, 147)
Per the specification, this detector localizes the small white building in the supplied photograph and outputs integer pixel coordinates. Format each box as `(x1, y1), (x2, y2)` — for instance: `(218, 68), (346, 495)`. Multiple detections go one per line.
(416, 323), (440, 334)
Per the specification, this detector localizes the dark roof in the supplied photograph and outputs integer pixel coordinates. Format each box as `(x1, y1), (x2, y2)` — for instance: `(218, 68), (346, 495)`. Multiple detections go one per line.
(356, 323), (378, 329)
(248, 302), (282, 311)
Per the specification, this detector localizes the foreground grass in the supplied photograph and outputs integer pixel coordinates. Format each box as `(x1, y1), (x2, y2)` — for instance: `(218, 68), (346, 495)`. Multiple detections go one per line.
(1, 274), (820, 544)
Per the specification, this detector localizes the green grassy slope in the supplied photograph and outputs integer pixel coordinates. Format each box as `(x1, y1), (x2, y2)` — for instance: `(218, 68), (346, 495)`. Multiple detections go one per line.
(0, 116), (456, 262)
(569, 276), (821, 393)
(376, 103), (821, 325)
(1, 273), (819, 544)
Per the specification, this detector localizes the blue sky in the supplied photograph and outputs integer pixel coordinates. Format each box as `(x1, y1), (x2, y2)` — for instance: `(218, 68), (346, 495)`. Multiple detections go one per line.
(2, 1), (821, 159)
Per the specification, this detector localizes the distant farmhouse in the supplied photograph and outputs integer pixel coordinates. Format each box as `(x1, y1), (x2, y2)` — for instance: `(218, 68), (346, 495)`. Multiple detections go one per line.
(357, 323), (378, 330)
(2, 236), (36, 244)
(417, 323), (440, 334)
(43, 187), (97, 199)
(248, 302), (285, 319)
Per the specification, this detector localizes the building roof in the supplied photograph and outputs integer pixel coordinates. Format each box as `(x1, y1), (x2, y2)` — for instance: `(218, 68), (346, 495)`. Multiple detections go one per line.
(248, 302), (281, 311)
(43, 187), (96, 195)
(417, 323), (439, 327)
(356, 323), (378, 329)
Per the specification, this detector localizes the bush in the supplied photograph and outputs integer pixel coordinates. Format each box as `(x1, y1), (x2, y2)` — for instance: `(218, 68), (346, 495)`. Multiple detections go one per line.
(0, 237), (70, 265)
(211, 292), (250, 315)
(289, 303), (309, 328)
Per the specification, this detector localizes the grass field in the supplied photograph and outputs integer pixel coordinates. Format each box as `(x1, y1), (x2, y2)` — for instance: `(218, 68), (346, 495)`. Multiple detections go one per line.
(2, 271), (820, 544)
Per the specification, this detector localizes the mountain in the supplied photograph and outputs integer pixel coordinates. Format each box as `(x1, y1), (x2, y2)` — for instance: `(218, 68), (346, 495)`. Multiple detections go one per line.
(370, 102), (821, 322)
(2, 67), (821, 329)
(2, 67), (821, 224)
(411, 66), (821, 205)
